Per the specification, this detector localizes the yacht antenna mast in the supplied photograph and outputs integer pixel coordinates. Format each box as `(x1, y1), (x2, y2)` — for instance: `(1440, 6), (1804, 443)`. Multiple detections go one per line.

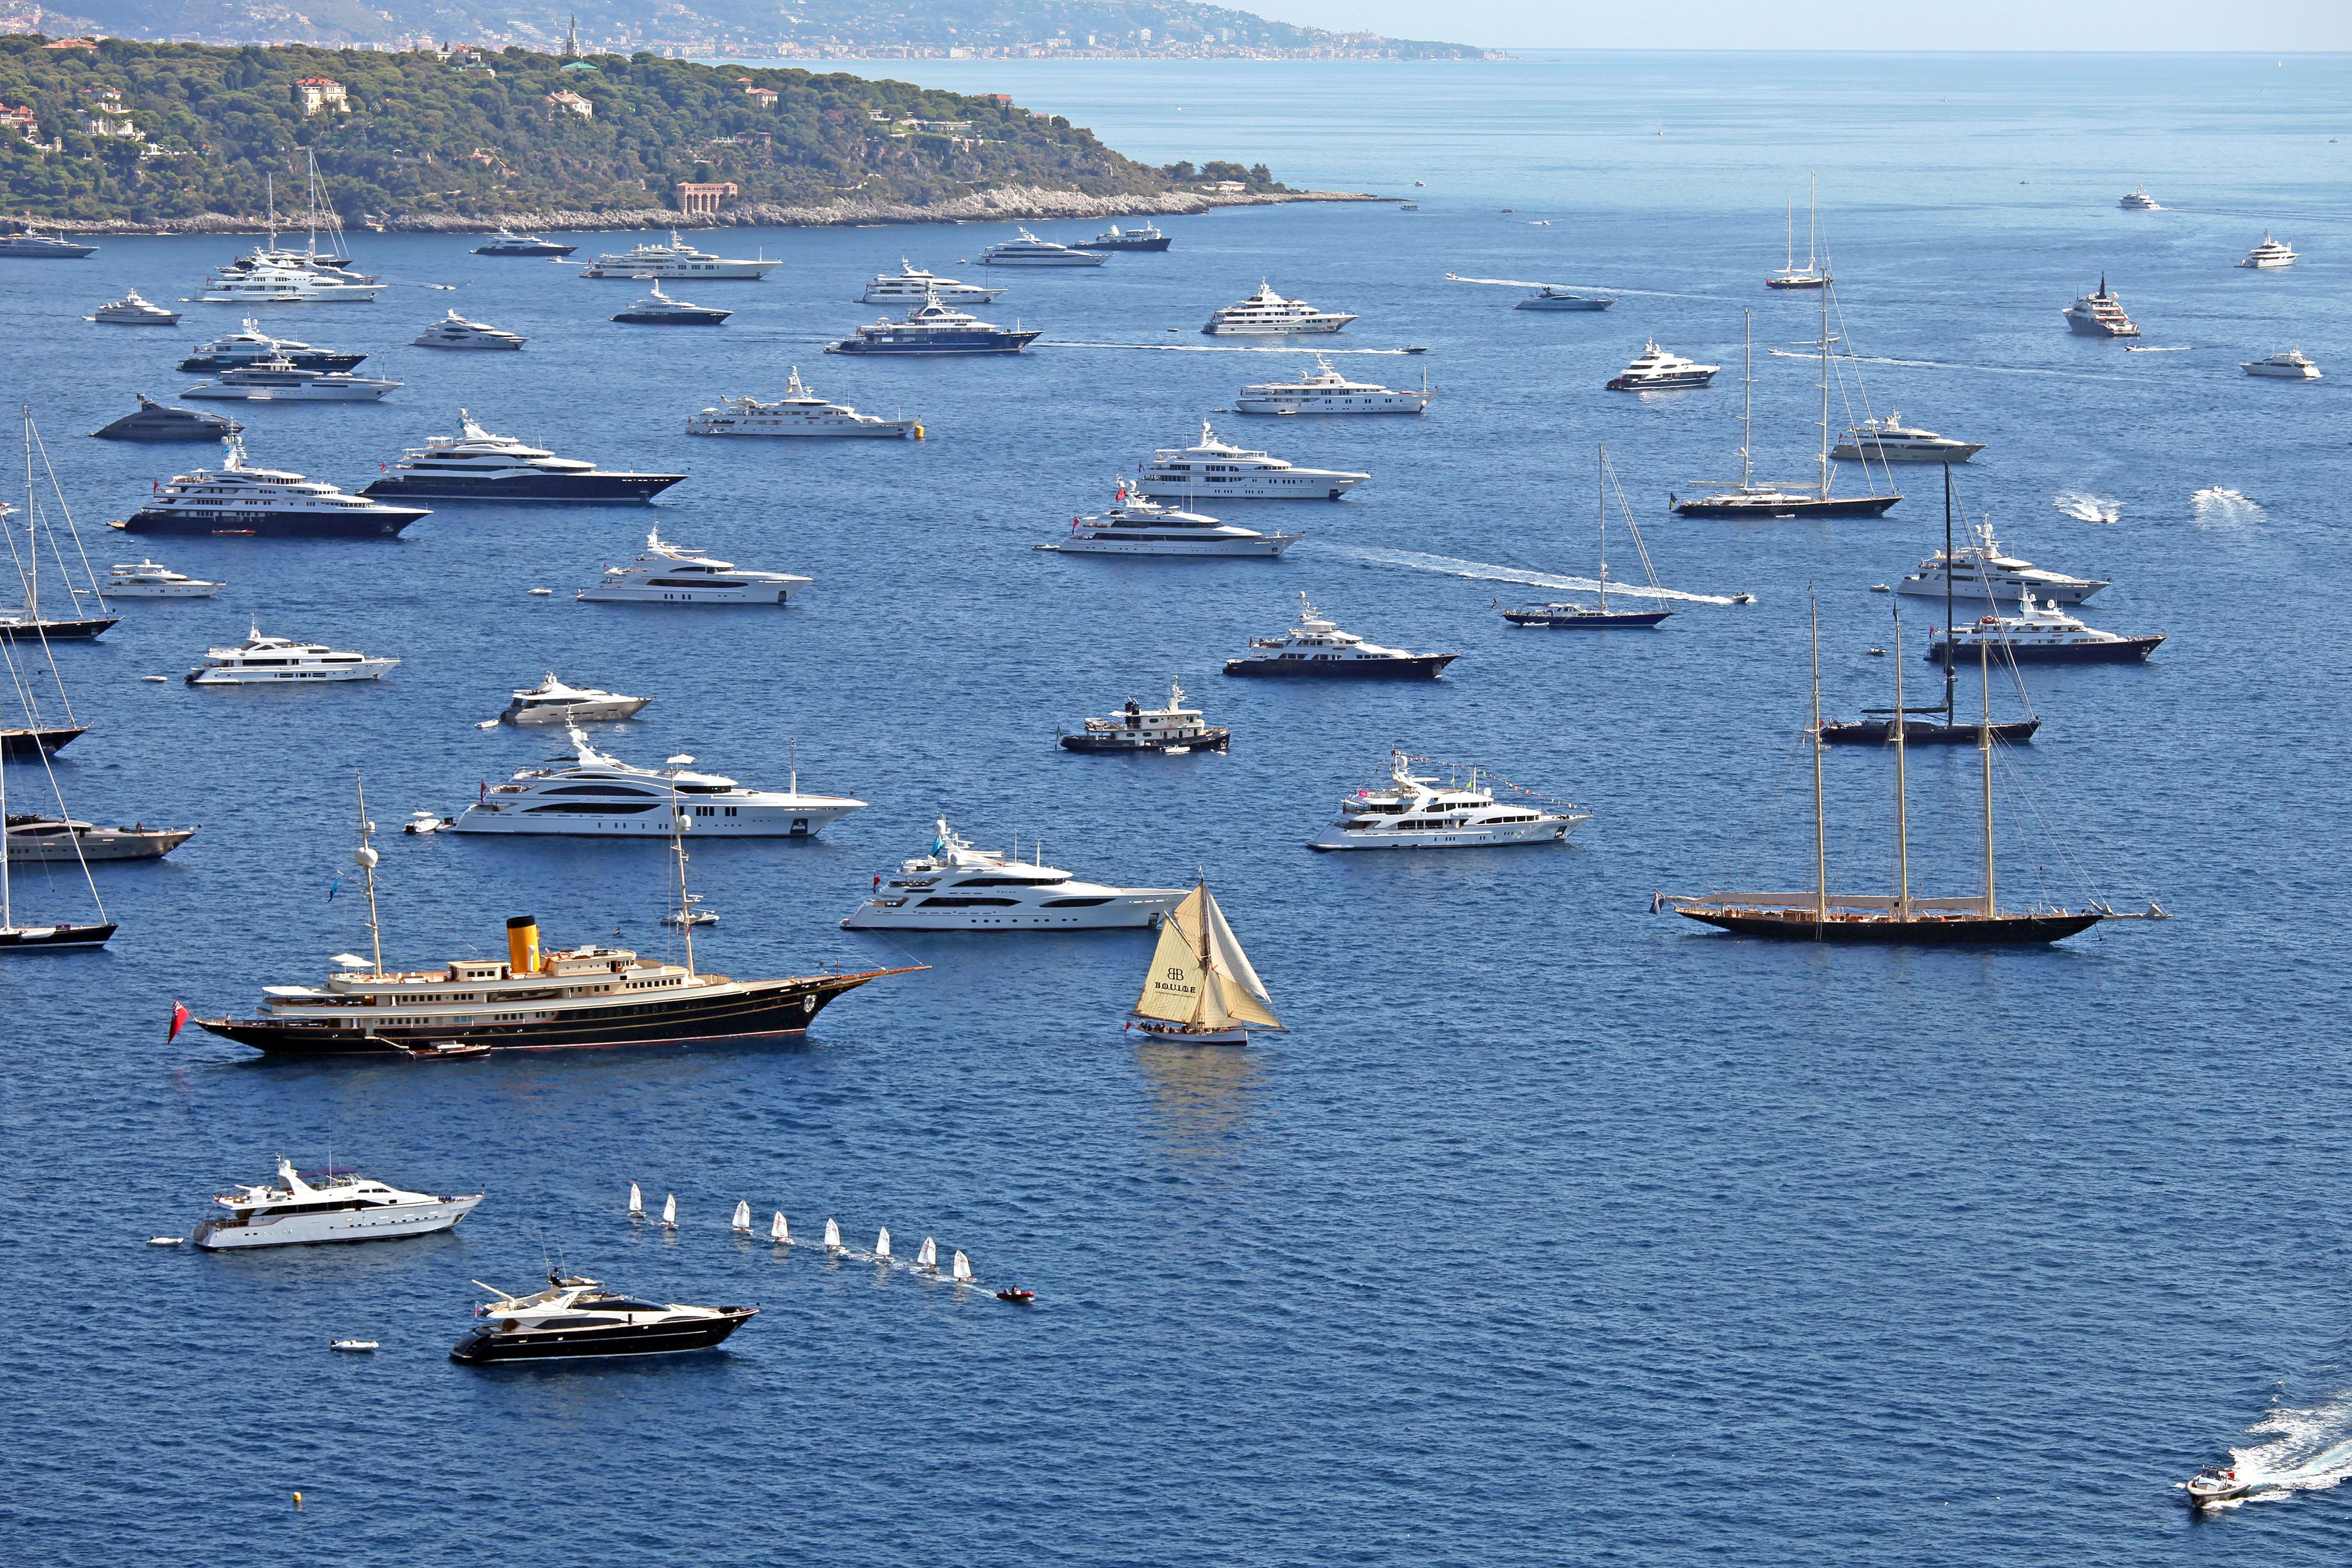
(1817, 279), (1833, 502)
(1739, 309), (1754, 492)
(19, 403), (33, 622)
(666, 754), (697, 975)
(1980, 632), (1998, 917)
(1942, 465), (1958, 729)
(1810, 594), (1827, 930)
(1, 670), (11, 931)
(1889, 608), (1912, 921)
(353, 771), (383, 976)
(1595, 440), (1609, 612)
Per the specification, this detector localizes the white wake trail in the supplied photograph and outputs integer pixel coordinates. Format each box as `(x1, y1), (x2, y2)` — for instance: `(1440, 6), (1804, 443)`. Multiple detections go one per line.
(2192, 487), (2264, 527)
(1317, 544), (1736, 605)
(2052, 490), (2122, 524)
(2224, 1392), (2352, 1499)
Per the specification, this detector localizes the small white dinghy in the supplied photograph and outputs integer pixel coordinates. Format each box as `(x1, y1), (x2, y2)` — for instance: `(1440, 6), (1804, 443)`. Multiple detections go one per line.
(918, 1236), (938, 1270)
(147, 1235), (183, 1246)
(732, 1200), (752, 1235)
(661, 1192), (678, 1229)
(330, 1339), (378, 1352)
(823, 1217), (842, 1251)
(628, 1182), (644, 1219)
(875, 1227), (892, 1260)
(770, 1211), (790, 1244)
(951, 1250), (973, 1282)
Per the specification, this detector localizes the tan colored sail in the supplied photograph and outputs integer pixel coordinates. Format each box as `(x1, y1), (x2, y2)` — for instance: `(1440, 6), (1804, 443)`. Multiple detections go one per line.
(1201, 891), (1282, 1030)
(1133, 887), (1208, 1022)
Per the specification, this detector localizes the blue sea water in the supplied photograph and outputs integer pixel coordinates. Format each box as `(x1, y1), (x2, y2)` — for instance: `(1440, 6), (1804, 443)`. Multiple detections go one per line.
(5, 52), (2351, 1566)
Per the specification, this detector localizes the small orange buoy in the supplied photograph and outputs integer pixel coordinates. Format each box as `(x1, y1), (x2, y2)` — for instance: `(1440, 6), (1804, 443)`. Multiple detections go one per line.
(292, 1491), (304, 1508)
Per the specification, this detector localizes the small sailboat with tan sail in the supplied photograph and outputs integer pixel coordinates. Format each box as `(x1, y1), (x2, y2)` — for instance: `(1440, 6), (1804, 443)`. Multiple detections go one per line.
(1127, 880), (1284, 1045)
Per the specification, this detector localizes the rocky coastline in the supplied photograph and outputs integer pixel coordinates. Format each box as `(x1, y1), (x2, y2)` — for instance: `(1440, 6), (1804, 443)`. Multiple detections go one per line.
(5, 184), (1387, 237)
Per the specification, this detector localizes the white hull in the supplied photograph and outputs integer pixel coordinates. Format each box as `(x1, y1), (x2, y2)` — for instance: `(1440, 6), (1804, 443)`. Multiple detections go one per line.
(2244, 365), (2320, 379)
(1309, 818), (1579, 851)
(181, 384), (397, 402)
(189, 662), (395, 684)
(1204, 320), (1349, 335)
(1831, 440), (1983, 464)
(688, 418), (916, 438)
(105, 582), (221, 597)
(843, 893), (1181, 931)
(1040, 535), (1296, 557)
(193, 1194), (481, 1248)
(504, 698), (650, 724)
(581, 261), (779, 279)
(415, 337), (524, 350)
(1895, 575), (2100, 606)
(861, 286), (1002, 304)
(453, 802), (859, 836)
(979, 255), (1103, 267)
(579, 583), (802, 604)
(1235, 395), (1428, 415)
(1134, 473), (1362, 499)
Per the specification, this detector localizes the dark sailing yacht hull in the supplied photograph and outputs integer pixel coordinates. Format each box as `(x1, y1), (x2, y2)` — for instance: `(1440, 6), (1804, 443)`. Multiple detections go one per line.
(1059, 727), (1231, 753)
(176, 352), (366, 374)
(1671, 493), (1902, 518)
(451, 1307), (756, 1364)
(1820, 717), (2041, 746)
(0, 921), (117, 950)
(1501, 609), (1672, 628)
(1928, 637), (2163, 665)
(0, 616), (117, 641)
(1223, 654), (1458, 679)
(361, 472), (686, 502)
(1677, 909), (2102, 944)
(197, 970), (898, 1057)
(117, 507), (424, 538)
(1, 725), (85, 758)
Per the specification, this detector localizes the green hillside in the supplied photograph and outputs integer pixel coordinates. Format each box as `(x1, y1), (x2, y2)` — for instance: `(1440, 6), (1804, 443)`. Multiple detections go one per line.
(0, 36), (1280, 224)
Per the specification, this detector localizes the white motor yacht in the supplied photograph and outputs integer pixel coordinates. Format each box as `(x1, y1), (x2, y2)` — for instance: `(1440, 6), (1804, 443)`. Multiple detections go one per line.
(454, 730), (863, 837)
(500, 672), (651, 725)
(88, 290), (179, 325)
(193, 1156), (482, 1249)
(411, 309), (527, 349)
(104, 559), (224, 597)
(841, 819), (1182, 930)
(611, 282), (731, 324)
(687, 369), (922, 438)
(1037, 482), (1299, 558)
(860, 261), (1003, 304)
(1235, 356), (1433, 415)
(1202, 281), (1355, 335)
(1225, 594), (1458, 679)
(186, 625), (398, 684)
(579, 530), (810, 604)
(1831, 411), (1984, 464)
(180, 357), (402, 402)
(6, 815), (197, 863)
(118, 436), (428, 538)
(1929, 594), (2163, 664)
(1606, 339), (1720, 390)
(2064, 276), (2139, 337)
(2243, 349), (2320, 380)
(363, 414), (685, 501)
(578, 230), (780, 279)
(1896, 520), (2107, 606)
(2118, 188), (2163, 211)
(1134, 421), (1367, 500)
(193, 262), (383, 303)
(452, 1273), (756, 1363)
(0, 227), (97, 258)
(1073, 222), (1171, 253)
(1309, 751), (1588, 851)
(179, 320), (366, 373)
(472, 230), (576, 257)
(977, 229), (1105, 266)
(2237, 234), (2296, 269)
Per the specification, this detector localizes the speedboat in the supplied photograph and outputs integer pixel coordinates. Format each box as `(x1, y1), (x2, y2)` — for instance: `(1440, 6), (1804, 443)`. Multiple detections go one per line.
(104, 559), (225, 597)
(1831, 411), (1984, 464)
(1606, 339), (1719, 390)
(472, 229), (576, 257)
(611, 282), (730, 324)
(977, 228), (1104, 266)
(1516, 287), (1613, 311)
(1134, 420), (1367, 499)
(826, 296), (1038, 355)
(578, 530), (810, 604)
(411, 309), (526, 349)
(859, 261), (1004, 304)
(2184, 1465), (2252, 1507)
(0, 226), (97, 258)
(2064, 276), (2139, 337)
(5, 815), (197, 862)
(454, 731), (863, 837)
(2237, 234), (2296, 269)
(1059, 678), (1229, 754)
(88, 290), (179, 325)
(192, 1156), (484, 1249)
(1037, 482), (1299, 558)
(1224, 594), (1458, 679)
(362, 413), (685, 501)
(499, 672), (651, 725)
(1072, 222), (1170, 252)
(841, 819), (1182, 931)
(687, 369), (922, 438)
(1309, 751), (1587, 851)
(180, 357), (402, 401)
(186, 625), (397, 685)
(1928, 593), (2162, 663)
(2243, 349), (2320, 380)
(451, 1273), (757, 1363)
(1202, 281), (1355, 335)
(89, 394), (241, 443)
(577, 230), (779, 279)
(1235, 356), (1433, 414)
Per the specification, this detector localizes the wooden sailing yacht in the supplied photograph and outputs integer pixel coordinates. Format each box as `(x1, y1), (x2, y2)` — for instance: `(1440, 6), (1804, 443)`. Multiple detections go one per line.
(1662, 600), (2108, 945)
(1128, 880), (1284, 1045)
(1501, 443), (1672, 628)
(1822, 467), (2041, 746)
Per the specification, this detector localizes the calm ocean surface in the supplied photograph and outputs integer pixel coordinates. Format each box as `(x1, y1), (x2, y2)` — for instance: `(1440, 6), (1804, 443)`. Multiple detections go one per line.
(6, 51), (2350, 1565)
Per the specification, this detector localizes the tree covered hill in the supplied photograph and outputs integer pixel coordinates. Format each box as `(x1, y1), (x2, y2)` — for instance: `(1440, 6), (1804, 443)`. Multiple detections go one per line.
(0, 36), (1282, 224)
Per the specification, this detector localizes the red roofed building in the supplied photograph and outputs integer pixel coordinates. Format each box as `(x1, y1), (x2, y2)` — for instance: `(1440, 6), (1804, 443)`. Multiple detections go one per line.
(293, 77), (348, 114)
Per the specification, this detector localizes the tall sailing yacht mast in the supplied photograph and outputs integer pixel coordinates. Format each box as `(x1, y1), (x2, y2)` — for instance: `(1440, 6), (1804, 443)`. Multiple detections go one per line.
(353, 771), (383, 975)
(0, 636), (114, 950)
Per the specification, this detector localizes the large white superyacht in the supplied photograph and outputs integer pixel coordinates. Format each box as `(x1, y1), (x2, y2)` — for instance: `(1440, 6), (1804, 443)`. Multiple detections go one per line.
(1037, 482), (1299, 558)
(192, 1157), (484, 1249)
(118, 439), (430, 537)
(977, 228), (1105, 266)
(1830, 411), (1983, 465)
(179, 357), (402, 402)
(687, 369), (921, 438)
(579, 530), (810, 604)
(860, 261), (1004, 304)
(185, 626), (398, 684)
(193, 261), (383, 304)
(2063, 276), (2139, 337)
(1235, 356), (1433, 415)
(841, 820), (1182, 930)
(1895, 519), (2107, 606)
(364, 414), (686, 502)
(455, 731), (864, 837)
(1202, 281), (1355, 335)
(1309, 752), (1590, 851)
(578, 230), (780, 279)
(1134, 422), (1368, 499)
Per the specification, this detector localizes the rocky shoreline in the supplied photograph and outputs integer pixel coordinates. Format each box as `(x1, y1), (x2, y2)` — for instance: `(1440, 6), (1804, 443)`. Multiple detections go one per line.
(6, 185), (1387, 237)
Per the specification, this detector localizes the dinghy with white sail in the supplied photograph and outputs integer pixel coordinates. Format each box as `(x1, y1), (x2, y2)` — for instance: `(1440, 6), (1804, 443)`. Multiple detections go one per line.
(875, 1227), (892, 1261)
(1128, 880), (1285, 1046)
(770, 1211), (790, 1243)
(918, 1237), (938, 1271)
(823, 1217), (842, 1251)
(661, 1192), (677, 1229)
(951, 1251), (973, 1282)
(628, 1182), (643, 1219)
(732, 1200), (752, 1235)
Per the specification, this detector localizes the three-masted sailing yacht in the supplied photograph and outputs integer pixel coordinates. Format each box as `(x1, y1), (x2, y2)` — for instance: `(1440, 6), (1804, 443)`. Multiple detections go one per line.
(1670, 299), (1901, 520)
(1127, 881), (1284, 1045)
(1501, 444), (1672, 628)
(1662, 601), (2110, 945)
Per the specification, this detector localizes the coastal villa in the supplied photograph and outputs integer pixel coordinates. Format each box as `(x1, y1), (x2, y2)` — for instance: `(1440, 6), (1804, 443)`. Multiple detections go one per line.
(78, 89), (143, 143)
(545, 89), (594, 119)
(674, 180), (738, 214)
(0, 104), (38, 141)
(40, 36), (97, 49)
(293, 77), (348, 115)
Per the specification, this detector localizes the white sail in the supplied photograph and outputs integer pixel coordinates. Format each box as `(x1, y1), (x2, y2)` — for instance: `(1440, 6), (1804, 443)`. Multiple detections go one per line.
(951, 1249), (972, 1281)
(770, 1211), (789, 1243)
(918, 1236), (937, 1269)
(1133, 887), (1211, 1022)
(875, 1226), (892, 1260)
(732, 1200), (752, 1233)
(661, 1192), (677, 1227)
(628, 1182), (643, 1216)
(823, 1217), (841, 1249)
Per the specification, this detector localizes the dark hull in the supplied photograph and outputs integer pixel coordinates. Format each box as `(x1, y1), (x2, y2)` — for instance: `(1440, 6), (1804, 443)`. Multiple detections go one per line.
(1607, 374), (1716, 390)
(1764, 278), (1830, 290)
(613, 311), (730, 325)
(1224, 654), (1458, 679)
(2, 725), (85, 758)
(1929, 637), (2163, 664)
(197, 969), (898, 1058)
(473, 243), (576, 256)
(0, 921), (116, 950)
(451, 1307), (754, 1364)
(1678, 908), (2102, 944)
(1060, 728), (1231, 753)
(1072, 237), (1172, 251)
(828, 329), (1041, 356)
(361, 473), (686, 502)
(90, 410), (244, 441)
(1672, 493), (1902, 518)
(118, 507), (424, 538)
(1821, 716), (2042, 746)
(1501, 609), (1671, 628)
(177, 352), (366, 373)
(0, 616), (117, 641)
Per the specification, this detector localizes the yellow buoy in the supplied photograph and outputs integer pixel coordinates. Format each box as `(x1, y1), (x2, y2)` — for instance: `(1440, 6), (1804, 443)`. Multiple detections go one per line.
(292, 1491), (304, 1508)
(912, 424), (926, 441)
